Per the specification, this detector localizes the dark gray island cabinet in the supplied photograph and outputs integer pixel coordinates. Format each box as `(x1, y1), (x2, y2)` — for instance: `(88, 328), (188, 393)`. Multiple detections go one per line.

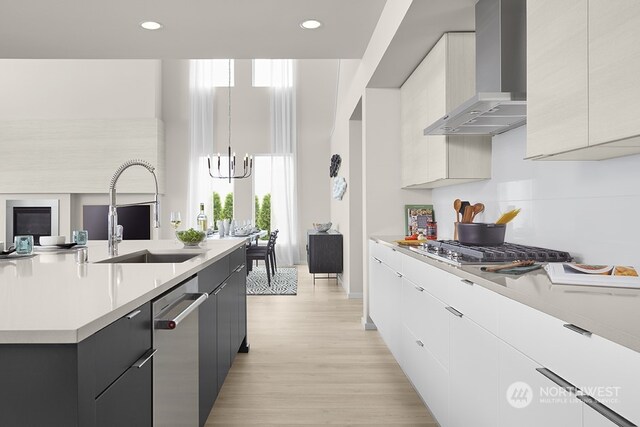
(0, 245), (247, 427)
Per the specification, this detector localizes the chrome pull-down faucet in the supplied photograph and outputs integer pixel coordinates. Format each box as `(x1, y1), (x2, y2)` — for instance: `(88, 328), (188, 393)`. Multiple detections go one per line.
(108, 160), (160, 256)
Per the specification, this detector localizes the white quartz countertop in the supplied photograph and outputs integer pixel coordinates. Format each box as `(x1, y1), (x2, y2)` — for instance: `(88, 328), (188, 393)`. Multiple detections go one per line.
(0, 239), (244, 344)
(372, 236), (640, 354)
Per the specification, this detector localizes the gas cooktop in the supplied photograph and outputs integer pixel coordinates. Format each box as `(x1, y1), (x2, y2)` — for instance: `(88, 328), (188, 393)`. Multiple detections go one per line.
(409, 240), (572, 267)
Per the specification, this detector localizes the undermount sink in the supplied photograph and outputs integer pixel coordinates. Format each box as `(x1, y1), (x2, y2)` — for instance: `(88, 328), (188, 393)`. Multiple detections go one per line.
(95, 250), (203, 264)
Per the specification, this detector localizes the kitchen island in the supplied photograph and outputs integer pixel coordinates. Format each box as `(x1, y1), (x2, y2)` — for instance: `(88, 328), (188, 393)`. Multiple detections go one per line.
(370, 236), (640, 427)
(0, 239), (248, 426)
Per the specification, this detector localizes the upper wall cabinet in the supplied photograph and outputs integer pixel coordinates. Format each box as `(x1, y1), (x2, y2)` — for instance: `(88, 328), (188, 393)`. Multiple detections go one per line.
(401, 33), (491, 189)
(527, 0), (640, 160)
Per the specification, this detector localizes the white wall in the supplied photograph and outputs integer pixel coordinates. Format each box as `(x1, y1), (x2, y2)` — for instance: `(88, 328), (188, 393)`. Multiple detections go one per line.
(0, 60), (161, 119)
(160, 60), (190, 239)
(296, 60), (337, 261)
(431, 125), (640, 266)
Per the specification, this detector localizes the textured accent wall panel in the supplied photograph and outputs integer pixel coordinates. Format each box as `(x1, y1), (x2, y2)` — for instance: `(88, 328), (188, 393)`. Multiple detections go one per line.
(0, 119), (165, 193)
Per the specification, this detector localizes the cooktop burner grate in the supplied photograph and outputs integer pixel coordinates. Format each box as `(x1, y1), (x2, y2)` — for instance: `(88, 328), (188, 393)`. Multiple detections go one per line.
(425, 240), (572, 263)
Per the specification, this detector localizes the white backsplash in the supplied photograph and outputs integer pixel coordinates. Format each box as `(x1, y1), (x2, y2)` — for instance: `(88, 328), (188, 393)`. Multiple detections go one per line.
(432, 125), (640, 265)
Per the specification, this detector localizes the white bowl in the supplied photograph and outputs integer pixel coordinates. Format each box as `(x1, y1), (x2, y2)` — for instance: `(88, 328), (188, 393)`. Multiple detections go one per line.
(313, 222), (332, 232)
(40, 236), (65, 246)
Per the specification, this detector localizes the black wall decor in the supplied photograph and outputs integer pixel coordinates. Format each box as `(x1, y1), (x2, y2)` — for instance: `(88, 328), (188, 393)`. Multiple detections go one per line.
(330, 154), (342, 177)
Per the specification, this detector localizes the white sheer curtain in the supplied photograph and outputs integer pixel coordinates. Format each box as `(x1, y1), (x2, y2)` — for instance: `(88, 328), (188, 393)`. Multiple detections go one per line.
(188, 60), (215, 228)
(270, 59), (298, 266)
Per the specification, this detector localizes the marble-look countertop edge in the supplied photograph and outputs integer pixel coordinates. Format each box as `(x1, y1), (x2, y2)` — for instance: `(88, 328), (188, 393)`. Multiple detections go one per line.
(371, 236), (640, 354)
(0, 241), (244, 345)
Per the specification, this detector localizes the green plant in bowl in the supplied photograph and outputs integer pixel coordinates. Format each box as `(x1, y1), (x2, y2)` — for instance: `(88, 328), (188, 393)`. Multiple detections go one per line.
(176, 228), (206, 247)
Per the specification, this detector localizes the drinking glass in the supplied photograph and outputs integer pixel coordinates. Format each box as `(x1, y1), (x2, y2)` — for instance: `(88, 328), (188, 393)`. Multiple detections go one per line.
(14, 235), (34, 255)
(72, 230), (88, 246)
(170, 212), (182, 242)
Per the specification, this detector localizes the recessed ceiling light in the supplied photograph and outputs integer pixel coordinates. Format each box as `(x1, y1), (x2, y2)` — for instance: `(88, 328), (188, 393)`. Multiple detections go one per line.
(300, 19), (322, 30)
(140, 21), (163, 30)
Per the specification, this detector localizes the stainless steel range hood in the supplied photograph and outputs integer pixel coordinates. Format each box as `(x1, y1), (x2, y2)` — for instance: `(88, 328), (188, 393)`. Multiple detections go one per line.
(424, 0), (526, 136)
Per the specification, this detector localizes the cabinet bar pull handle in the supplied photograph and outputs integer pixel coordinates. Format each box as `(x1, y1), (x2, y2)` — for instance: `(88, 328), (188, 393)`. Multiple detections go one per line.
(126, 309), (141, 319)
(416, 340), (424, 347)
(461, 279), (474, 286)
(414, 285), (424, 292)
(235, 264), (245, 272)
(563, 323), (592, 337)
(395, 272), (403, 278)
(133, 348), (157, 369)
(577, 394), (637, 427)
(155, 293), (208, 330)
(213, 282), (227, 295)
(445, 306), (463, 317)
(535, 368), (578, 393)
(392, 248), (397, 252)
(373, 257), (382, 264)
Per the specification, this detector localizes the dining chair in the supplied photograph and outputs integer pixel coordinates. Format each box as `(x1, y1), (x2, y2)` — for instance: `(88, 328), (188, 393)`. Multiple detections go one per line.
(246, 231), (277, 286)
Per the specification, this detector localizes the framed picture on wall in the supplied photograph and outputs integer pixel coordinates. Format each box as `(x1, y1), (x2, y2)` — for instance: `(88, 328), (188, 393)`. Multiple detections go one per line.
(405, 204), (434, 236)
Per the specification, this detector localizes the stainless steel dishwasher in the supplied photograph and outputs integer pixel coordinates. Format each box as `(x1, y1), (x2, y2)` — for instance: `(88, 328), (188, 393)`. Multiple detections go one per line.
(152, 276), (207, 427)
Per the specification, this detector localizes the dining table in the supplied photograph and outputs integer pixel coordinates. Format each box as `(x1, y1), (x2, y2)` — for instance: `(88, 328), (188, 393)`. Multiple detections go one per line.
(207, 229), (267, 246)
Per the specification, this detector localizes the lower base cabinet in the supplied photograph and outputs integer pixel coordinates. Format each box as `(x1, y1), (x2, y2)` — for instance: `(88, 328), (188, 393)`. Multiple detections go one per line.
(401, 324), (449, 425)
(199, 289), (218, 426)
(96, 361), (153, 427)
(369, 239), (640, 427)
(449, 312), (500, 427)
(498, 341), (582, 427)
(216, 279), (234, 393)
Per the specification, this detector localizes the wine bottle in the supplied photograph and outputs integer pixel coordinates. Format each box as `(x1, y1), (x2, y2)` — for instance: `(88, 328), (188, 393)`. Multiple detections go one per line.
(197, 203), (208, 232)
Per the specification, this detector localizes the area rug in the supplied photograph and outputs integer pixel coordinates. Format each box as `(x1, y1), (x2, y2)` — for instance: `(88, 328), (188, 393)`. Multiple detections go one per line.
(246, 266), (297, 295)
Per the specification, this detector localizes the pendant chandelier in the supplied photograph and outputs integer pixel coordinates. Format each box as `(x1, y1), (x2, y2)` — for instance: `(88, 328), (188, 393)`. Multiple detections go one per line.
(208, 58), (253, 183)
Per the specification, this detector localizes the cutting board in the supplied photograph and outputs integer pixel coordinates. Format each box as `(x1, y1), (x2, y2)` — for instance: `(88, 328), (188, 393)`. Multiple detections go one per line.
(394, 240), (423, 246)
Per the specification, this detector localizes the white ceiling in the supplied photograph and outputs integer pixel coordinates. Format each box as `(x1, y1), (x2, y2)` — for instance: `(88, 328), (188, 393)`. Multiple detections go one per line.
(0, 0), (386, 59)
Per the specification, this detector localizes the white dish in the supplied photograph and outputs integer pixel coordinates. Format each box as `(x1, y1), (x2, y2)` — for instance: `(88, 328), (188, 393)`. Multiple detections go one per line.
(34, 245), (77, 252)
(40, 236), (65, 246)
(0, 253), (36, 260)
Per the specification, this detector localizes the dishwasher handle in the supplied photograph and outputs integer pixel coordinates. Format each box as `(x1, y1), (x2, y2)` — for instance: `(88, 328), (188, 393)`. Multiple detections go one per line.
(155, 292), (208, 330)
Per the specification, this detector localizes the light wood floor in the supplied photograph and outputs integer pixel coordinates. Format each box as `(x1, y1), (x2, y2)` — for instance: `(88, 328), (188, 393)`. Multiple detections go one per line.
(206, 265), (437, 426)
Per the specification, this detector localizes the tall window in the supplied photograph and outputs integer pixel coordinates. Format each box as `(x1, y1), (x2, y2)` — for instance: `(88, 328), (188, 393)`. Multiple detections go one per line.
(210, 156), (234, 229)
(212, 59), (234, 87)
(253, 156), (272, 237)
(252, 59), (293, 87)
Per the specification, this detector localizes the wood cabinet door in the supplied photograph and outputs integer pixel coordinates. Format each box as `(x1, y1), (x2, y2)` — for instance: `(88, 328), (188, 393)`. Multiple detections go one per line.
(424, 37), (448, 183)
(588, 0), (640, 147)
(526, 0), (588, 158)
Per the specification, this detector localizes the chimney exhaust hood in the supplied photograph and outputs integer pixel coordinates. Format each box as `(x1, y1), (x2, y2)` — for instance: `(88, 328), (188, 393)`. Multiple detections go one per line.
(424, 0), (526, 136)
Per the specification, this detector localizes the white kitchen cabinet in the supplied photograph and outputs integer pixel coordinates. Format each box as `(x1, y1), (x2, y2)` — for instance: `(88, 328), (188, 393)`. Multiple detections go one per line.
(526, 0), (640, 160)
(368, 241), (640, 427)
(448, 307), (500, 427)
(499, 294), (640, 424)
(400, 32), (491, 188)
(526, 0), (588, 159)
(588, 0), (640, 148)
(583, 404), (621, 427)
(400, 277), (450, 424)
(401, 324), (449, 426)
(498, 341), (582, 427)
(368, 250), (402, 361)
